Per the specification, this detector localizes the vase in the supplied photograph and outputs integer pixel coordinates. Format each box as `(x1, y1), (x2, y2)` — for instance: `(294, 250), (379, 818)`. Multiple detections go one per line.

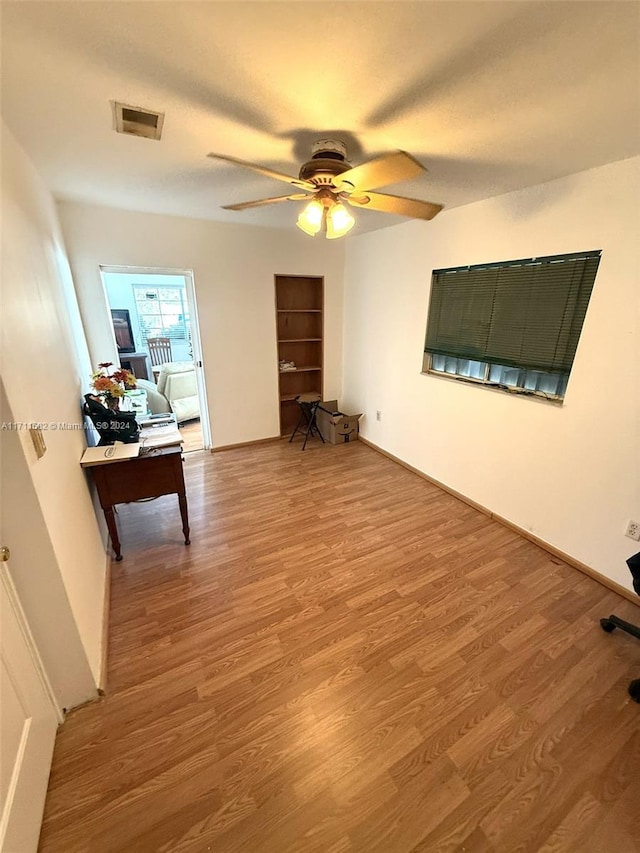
(105, 396), (120, 411)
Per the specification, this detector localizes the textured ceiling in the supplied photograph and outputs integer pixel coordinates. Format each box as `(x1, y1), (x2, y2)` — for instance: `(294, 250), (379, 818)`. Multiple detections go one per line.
(2, 1), (639, 235)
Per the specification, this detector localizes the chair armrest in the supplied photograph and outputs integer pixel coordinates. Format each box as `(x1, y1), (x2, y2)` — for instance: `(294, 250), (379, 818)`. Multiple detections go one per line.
(135, 379), (170, 415)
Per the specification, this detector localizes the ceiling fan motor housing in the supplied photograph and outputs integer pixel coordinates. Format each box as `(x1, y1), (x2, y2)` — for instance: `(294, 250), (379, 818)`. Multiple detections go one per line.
(299, 139), (351, 186)
(311, 139), (347, 160)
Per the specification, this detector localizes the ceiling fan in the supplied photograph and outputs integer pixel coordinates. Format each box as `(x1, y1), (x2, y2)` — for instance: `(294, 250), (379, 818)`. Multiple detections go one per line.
(207, 140), (443, 239)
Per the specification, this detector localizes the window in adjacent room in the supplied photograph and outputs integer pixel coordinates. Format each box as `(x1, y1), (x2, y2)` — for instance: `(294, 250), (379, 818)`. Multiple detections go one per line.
(422, 250), (601, 401)
(133, 284), (190, 346)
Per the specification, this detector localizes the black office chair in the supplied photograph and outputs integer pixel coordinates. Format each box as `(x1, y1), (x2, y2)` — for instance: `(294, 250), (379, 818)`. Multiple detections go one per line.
(600, 551), (640, 702)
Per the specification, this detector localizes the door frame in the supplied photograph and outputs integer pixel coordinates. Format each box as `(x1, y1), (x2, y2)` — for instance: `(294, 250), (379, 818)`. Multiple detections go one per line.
(99, 265), (212, 450)
(0, 566), (62, 719)
(1, 564), (61, 852)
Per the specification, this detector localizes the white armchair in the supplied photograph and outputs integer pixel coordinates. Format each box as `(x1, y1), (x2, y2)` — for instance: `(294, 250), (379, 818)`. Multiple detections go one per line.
(136, 362), (200, 423)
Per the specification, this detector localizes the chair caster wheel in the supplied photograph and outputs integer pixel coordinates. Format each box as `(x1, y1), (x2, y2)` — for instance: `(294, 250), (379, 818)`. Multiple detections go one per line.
(184, 539), (190, 546)
(629, 679), (640, 703)
(600, 618), (616, 633)
(115, 555), (123, 562)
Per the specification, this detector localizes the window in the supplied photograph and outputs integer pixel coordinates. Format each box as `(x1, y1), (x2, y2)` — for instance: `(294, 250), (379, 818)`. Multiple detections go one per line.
(423, 250), (600, 401)
(133, 285), (189, 344)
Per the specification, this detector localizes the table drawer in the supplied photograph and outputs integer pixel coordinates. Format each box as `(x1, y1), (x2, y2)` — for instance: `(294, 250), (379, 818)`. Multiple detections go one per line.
(94, 452), (183, 506)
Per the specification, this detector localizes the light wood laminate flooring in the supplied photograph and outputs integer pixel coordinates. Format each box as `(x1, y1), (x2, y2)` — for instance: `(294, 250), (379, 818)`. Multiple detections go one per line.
(39, 441), (640, 852)
(178, 419), (203, 453)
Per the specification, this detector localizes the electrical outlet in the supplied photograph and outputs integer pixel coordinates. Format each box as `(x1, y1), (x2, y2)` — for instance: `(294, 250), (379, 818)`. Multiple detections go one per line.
(376, 410), (382, 421)
(625, 520), (640, 541)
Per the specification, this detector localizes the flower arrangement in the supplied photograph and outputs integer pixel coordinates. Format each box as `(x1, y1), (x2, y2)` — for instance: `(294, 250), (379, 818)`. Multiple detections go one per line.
(90, 362), (136, 409)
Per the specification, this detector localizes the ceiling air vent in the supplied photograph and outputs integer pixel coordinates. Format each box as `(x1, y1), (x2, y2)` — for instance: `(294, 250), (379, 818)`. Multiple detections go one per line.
(112, 102), (164, 140)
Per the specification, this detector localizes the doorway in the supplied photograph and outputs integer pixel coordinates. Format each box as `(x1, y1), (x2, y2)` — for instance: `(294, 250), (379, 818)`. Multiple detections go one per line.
(100, 268), (211, 451)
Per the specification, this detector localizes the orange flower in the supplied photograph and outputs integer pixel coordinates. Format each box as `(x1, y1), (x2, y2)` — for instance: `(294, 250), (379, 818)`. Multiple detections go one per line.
(90, 362), (134, 399)
(93, 376), (116, 392)
(111, 369), (136, 388)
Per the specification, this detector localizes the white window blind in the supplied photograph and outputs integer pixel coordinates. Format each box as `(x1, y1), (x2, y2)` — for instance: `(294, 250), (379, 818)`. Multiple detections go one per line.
(133, 285), (189, 344)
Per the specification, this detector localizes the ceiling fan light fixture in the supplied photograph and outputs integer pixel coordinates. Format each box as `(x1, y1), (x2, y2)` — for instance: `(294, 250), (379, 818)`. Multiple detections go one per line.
(209, 143), (443, 231)
(325, 202), (355, 239)
(296, 199), (324, 236)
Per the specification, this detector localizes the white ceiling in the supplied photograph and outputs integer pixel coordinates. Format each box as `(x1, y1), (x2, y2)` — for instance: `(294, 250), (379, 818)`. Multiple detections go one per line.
(2, 1), (639, 235)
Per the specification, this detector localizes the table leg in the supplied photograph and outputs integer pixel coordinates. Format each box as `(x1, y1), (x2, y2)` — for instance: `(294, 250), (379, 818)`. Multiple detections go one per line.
(104, 506), (122, 561)
(178, 493), (190, 545)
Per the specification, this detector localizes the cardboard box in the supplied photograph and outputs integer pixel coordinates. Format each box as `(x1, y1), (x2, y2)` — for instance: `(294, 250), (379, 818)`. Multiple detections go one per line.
(316, 400), (362, 444)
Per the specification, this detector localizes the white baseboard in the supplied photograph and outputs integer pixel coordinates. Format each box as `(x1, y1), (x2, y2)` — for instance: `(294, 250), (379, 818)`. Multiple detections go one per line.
(213, 435), (281, 452)
(98, 552), (111, 695)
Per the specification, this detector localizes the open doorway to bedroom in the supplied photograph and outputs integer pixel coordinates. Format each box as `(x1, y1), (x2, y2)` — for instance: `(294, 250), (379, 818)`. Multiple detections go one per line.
(100, 267), (211, 452)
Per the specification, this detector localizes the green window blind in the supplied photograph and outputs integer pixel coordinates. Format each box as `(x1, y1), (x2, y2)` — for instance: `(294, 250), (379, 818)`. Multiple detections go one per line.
(425, 250), (601, 373)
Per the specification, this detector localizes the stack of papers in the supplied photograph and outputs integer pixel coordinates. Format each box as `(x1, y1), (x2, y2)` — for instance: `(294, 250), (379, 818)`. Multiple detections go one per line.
(80, 425), (183, 467)
(139, 422), (183, 449)
(80, 442), (140, 467)
(137, 413), (177, 427)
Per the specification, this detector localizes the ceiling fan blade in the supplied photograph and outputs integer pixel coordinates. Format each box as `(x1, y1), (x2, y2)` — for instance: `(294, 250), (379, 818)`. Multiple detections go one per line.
(334, 151), (426, 192)
(208, 153), (315, 191)
(222, 193), (311, 211)
(347, 191), (443, 221)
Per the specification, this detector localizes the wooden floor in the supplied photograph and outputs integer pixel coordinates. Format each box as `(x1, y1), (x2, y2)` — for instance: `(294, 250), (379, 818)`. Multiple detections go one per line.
(178, 419), (203, 453)
(38, 441), (640, 852)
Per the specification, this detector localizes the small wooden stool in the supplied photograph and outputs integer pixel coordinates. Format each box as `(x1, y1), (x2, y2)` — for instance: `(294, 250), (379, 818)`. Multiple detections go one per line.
(289, 393), (325, 450)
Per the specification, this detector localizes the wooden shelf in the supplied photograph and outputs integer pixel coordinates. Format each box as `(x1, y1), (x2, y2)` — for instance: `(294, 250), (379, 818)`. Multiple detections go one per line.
(275, 275), (322, 311)
(275, 275), (324, 434)
(279, 366), (321, 373)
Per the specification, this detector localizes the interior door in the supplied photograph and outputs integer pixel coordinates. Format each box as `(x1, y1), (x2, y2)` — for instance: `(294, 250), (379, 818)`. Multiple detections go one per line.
(100, 266), (213, 450)
(183, 271), (212, 449)
(0, 558), (59, 853)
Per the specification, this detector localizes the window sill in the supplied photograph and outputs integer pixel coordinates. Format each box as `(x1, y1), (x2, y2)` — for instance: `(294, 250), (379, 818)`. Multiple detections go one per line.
(421, 370), (565, 405)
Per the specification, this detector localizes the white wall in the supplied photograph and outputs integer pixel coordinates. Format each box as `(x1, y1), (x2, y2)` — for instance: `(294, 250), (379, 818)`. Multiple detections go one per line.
(343, 157), (640, 594)
(1, 388), (97, 708)
(57, 203), (345, 448)
(1, 123), (107, 705)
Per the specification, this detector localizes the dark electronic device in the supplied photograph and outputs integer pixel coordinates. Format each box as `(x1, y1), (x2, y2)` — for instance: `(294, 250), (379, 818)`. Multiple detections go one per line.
(111, 309), (136, 353)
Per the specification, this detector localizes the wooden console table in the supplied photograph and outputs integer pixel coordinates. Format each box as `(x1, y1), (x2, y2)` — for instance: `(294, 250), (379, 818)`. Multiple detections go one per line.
(89, 446), (190, 561)
(119, 352), (150, 381)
